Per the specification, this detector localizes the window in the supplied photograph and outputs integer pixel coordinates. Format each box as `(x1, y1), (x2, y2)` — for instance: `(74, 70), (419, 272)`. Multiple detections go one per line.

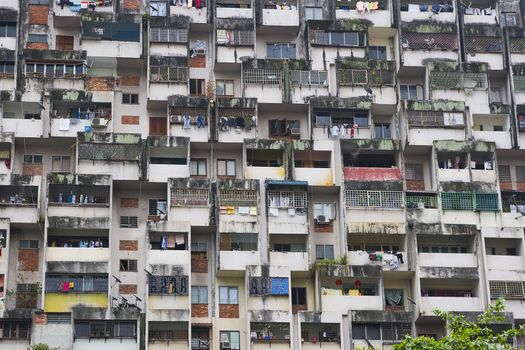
(501, 13), (518, 27)
(219, 286), (238, 304)
(267, 43), (296, 59)
(150, 27), (188, 43)
(216, 29), (254, 46)
(352, 323), (381, 340)
(400, 85), (419, 100)
(191, 286), (208, 304)
(385, 289), (404, 307)
(47, 313), (71, 324)
(51, 155), (71, 172)
(119, 259), (137, 272)
(305, 7), (323, 20)
(0, 321), (30, 339)
(374, 123), (391, 139)
(190, 79), (205, 95)
(217, 159), (236, 177)
(191, 242), (208, 252)
(23, 154), (43, 164)
(216, 80), (234, 96)
(0, 62), (15, 75)
(148, 275), (188, 295)
(190, 159), (207, 176)
(314, 203), (335, 220)
(28, 34), (47, 43)
(148, 199), (167, 218)
(405, 164), (423, 181)
(312, 31), (361, 46)
(120, 216), (138, 228)
(316, 245), (334, 260)
(0, 22), (16, 38)
(291, 287), (306, 305)
(498, 165), (511, 182)
(149, 1), (168, 16)
(45, 275), (108, 293)
(517, 166), (525, 182)
(122, 93), (139, 104)
(220, 331), (240, 350)
(75, 321), (136, 339)
(369, 46), (387, 60)
(19, 240), (38, 249)
(56, 35), (74, 50)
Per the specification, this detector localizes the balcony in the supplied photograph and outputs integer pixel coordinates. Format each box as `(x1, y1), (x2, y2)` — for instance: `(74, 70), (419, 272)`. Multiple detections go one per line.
(1, 101), (44, 138)
(50, 100), (112, 137)
(0, 182), (40, 223)
(219, 250), (260, 270)
(148, 249), (190, 267)
(321, 294), (382, 313)
(486, 255), (525, 280)
(169, 179), (210, 227)
(464, 9), (497, 24)
(420, 296), (482, 314)
(216, 6), (252, 19)
(437, 168), (470, 182)
(290, 70), (329, 103)
(347, 251), (408, 272)
(54, 0), (113, 18)
(418, 253), (477, 268)
(45, 247), (110, 262)
(269, 251), (309, 271)
(294, 150), (333, 186)
(170, 3), (207, 23)
(267, 189), (308, 234)
(81, 21), (141, 58)
(243, 68), (283, 104)
(262, 3), (299, 27)
(217, 98), (257, 143)
(149, 58), (189, 101)
(148, 143), (190, 183)
(441, 192), (499, 212)
(400, 3), (456, 23)
(465, 32), (504, 70)
(401, 30), (459, 66)
(245, 145), (285, 181)
(77, 133), (142, 181)
(335, 3), (391, 27)
(472, 113), (512, 149)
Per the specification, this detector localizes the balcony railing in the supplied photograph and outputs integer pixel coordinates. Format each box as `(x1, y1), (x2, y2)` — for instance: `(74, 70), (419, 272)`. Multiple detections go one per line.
(406, 195), (437, 209)
(345, 190), (403, 208)
(430, 71), (487, 90)
(441, 192), (499, 211)
(465, 36), (502, 54)
(244, 69), (282, 85)
(171, 188), (209, 207)
(489, 280), (525, 299)
(514, 76), (525, 91)
(291, 70), (328, 86)
(407, 111), (464, 127)
(150, 66), (188, 83)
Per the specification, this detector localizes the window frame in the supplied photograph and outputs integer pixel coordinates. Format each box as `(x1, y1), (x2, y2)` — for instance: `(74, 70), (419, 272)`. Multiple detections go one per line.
(191, 285), (208, 304)
(190, 159), (207, 176)
(220, 330), (241, 350)
(119, 259), (138, 272)
(51, 155), (71, 173)
(189, 78), (206, 96)
(216, 79), (234, 96)
(369, 46), (387, 60)
(18, 240), (39, 249)
(120, 216), (138, 228)
(0, 22), (16, 38)
(23, 154), (43, 164)
(217, 159), (236, 177)
(219, 286), (238, 305)
(400, 84), (418, 100)
(122, 93), (139, 105)
(266, 42), (297, 59)
(315, 244), (334, 260)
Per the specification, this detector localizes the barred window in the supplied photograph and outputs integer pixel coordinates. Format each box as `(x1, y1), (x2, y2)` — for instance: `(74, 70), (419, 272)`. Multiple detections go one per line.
(250, 322), (290, 340)
(75, 321), (136, 338)
(148, 275), (188, 295)
(171, 188), (209, 206)
(191, 286), (208, 304)
(430, 71), (488, 90)
(45, 275), (108, 293)
(490, 281), (525, 299)
(219, 190), (258, 205)
(268, 191), (307, 209)
(498, 165), (511, 182)
(311, 30), (361, 46)
(516, 166), (525, 182)
(120, 216), (138, 228)
(345, 190), (403, 208)
(405, 164), (423, 180)
(47, 313), (71, 324)
(150, 27), (188, 43)
(301, 323), (340, 342)
(290, 70), (328, 86)
(244, 69), (282, 85)
(149, 321), (188, 341)
(440, 192), (499, 211)
(150, 66), (188, 82)
(216, 29), (254, 46)
(381, 323), (412, 341)
(337, 69), (368, 85)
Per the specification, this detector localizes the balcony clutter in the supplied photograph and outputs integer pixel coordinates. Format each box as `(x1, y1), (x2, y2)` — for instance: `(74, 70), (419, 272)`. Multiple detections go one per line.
(56, 0), (112, 11)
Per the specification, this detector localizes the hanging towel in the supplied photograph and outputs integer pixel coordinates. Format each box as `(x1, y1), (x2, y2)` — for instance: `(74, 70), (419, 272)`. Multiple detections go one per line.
(69, 282), (75, 289)
(167, 235), (176, 248)
(161, 236), (168, 250)
(288, 208), (296, 216)
(227, 206), (235, 215)
(408, 4), (419, 12)
(63, 282), (70, 291)
(249, 207), (257, 216)
(59, 118), (70, 131)
(238, 206), (249, 215)
(220, 206), (228, 214)
(268, 207), (279, 217)
(175, 233), (185, 245)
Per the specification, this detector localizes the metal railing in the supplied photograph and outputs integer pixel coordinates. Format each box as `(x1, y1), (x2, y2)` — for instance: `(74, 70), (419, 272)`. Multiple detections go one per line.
(514, 76), (525, 91)
(150, 66), (188, 82)
(243, 69), (282, 85)
(430, 71), (487, 90)
(291, 70), (328, 86)
(345, 190), (403, 208)
(405, 195), (437, 209)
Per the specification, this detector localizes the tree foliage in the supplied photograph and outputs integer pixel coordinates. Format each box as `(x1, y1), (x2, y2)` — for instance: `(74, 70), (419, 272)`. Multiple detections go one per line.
(394, 299), (525, 350)
(28, 344), (59, 350)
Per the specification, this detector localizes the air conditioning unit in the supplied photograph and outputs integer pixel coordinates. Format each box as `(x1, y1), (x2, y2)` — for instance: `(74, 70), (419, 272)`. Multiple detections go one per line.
(170, 115), (181, 124)
(316, 215), (330, 224)
(91, 118), (105, 127)
(221, 342), (231, 349)
(290, 128), (300, 136)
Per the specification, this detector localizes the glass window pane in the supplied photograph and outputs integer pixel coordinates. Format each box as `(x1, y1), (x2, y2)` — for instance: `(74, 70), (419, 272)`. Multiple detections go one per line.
(330, 32), (344, 45)
(219, 287), (228, 304)
(226, 160), (235, 176)
(216, 81), (225, 95)
(229, 287), (238, 304)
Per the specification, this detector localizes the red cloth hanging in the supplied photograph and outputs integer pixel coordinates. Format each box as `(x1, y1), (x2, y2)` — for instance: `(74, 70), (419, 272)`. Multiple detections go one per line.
(195, 0), (202, 8)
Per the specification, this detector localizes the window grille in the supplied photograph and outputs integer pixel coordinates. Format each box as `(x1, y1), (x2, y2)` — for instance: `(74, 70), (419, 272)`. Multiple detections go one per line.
(514, 76), (525, 91)
(120, 216), (138, 228)
(150, 66), (188, 82)
(490, 281), (525, 299)
(337, 69), (368, 86)
(250, 323), (290, 340)
(441, 192), (499, 211)
(216, 29), (254, 46)
(243, 69), (282, 85)
(465, 36), (502, 53)
(301, 323), (340, 343)
(220, 233), (258, 251)
(148, 275), (188, 295)
(267, 191), (307, 209)
(345, 190), (403, 208)
(430, 71), (488, 90)
(46, 313), (72, 324)
(148, 321), (188, 341)
(78, 143), (141, 162)
(219, 190), (258, 205)
(311, 30), (361, 46)
(0, 185), (38, 205)
(48, 184), (110, 205)
(381, 323), (412, 341)
(45, 275), (108, 293)
(290, 70), (328, 86)
(171, 188), (209, 206)
(75, 321), (136, 338)
(510, 38), (525, 53)
(0, 321), (31, 339)
(406, 195), (437, 209)
(498, 165), (511, 183)
(150, 27), (188, 43)
(401, 32), (458, 50)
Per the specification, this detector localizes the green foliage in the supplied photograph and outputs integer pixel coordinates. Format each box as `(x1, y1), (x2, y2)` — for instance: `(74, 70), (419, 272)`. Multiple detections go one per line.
(314, 255), (347, 267)
(394, 299), (525, 350)
(28, 344), (59, 350)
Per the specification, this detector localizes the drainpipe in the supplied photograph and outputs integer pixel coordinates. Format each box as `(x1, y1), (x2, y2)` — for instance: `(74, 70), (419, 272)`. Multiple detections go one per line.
(457, 0), (466, 63)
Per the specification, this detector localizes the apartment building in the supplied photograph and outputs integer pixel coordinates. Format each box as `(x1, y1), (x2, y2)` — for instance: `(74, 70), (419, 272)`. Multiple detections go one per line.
(0, 0), (525, 349)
